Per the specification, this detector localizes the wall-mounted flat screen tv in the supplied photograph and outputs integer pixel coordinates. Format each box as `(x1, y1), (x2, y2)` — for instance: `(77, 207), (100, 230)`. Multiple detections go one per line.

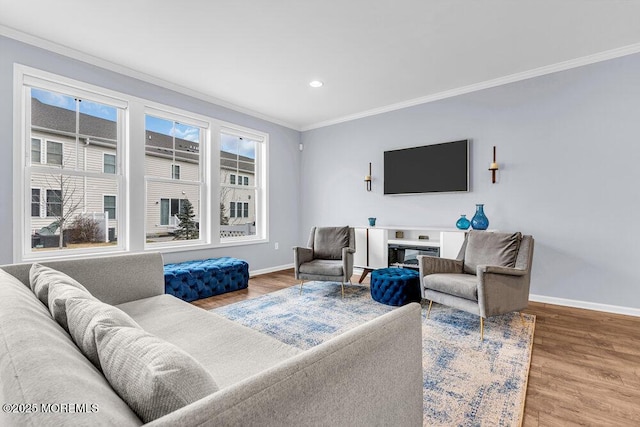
(384, 139), (469, 195)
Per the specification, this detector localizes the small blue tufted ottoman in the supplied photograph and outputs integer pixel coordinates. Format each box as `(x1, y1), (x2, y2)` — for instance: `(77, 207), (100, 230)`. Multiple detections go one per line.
(370, 268), (421, 306)
(164, 257), (249, 302)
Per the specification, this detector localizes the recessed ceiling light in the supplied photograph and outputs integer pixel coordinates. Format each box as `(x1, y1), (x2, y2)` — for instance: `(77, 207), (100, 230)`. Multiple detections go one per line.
(309, 80), (324, 88)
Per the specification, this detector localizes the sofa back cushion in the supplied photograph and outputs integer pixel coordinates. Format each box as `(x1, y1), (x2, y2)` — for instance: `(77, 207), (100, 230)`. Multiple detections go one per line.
(463, 231), (522, 274)
(0, 268), (142, 426)
(66, 298), (141, 369)
(95, 324), (219, 423)
(313, 226), (350, 260)
(30, 263), (97, 331)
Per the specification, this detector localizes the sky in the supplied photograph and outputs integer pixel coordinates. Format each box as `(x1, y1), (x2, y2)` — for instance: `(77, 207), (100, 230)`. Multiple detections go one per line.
(32, 88), (256, 159)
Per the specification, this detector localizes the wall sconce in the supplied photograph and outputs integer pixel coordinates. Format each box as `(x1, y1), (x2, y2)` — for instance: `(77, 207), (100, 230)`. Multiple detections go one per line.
(364, 162), (372, 191)
(488, 146), (499, 184)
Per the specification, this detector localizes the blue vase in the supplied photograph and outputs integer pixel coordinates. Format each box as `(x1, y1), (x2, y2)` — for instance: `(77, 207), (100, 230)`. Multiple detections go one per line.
(471, 204), (489, 230)
(456, 214), (471, 230)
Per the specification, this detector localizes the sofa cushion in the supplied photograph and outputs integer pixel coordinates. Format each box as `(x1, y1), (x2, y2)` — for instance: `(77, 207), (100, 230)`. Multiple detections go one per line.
(117, 294), (303, 389)
(314, 226), (349, 260)
(424, 273), (479, 301)
(0, 268), (142, 426)
(298, 259), (344, 276)
(30, 263), (97, 331)
(463, 231), (522, 275)
(66, 297), (141, 369)
(29, 262), (89, 305)
(95, 324), (219, 423)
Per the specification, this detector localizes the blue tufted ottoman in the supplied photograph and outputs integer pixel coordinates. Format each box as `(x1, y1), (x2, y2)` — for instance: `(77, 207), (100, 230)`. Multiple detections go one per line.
(370, 268), (421, 306)
(164, 257), (249, 302)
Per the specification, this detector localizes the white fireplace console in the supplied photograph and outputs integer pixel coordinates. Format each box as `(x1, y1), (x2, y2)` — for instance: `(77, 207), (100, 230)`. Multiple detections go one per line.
(353, 226), (467, 283)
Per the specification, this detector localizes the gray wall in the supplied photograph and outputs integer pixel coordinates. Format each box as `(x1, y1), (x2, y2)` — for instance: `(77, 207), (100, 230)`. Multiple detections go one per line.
(0, 35), (301, 271)
(301, 53), (640, 310)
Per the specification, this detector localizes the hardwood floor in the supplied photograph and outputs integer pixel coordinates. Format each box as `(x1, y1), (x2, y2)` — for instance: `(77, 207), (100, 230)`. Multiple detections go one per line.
(192, 269), (640, 426)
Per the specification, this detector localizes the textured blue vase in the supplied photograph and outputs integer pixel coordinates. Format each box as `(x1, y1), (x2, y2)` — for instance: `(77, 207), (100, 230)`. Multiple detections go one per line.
(455, 215), (471, 230)
(471, 204), (489, 230)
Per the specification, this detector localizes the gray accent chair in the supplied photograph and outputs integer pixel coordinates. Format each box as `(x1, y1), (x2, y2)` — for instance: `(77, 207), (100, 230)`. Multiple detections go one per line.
(293, 226), (356, 298)
(417, 230), (534, 339)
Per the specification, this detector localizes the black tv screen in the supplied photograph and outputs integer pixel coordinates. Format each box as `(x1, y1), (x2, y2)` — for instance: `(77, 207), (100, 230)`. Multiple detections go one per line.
(384, 140), (469, 194)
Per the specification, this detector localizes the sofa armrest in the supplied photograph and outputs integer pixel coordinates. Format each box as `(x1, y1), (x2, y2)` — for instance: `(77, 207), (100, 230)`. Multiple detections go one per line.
(417, 255), (463, 276)
(477, 265), (527, 277)
(147, 303), (424, 427)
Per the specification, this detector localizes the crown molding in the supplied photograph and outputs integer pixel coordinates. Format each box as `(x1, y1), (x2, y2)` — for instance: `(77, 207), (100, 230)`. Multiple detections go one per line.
(5, 24), (640, 134)
(0, 25), (301, 131)
(301, 42), (640, 131)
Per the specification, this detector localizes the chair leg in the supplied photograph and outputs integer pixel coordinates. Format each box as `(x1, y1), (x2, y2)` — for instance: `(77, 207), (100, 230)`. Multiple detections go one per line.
(480, 317), (484, 341)
(520, 312), (526, 326)
(426, 300), (433, 319)
(299, 281), (304, 295)
(340, 281), (345, 299)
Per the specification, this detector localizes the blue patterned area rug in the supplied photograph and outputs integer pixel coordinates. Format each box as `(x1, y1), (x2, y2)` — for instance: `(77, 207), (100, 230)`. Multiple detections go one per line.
(213, 281), (535, 426)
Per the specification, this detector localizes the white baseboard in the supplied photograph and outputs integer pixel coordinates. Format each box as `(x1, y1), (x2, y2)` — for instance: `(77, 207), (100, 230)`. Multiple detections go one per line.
(249, 266), (640, 318)
(249, 263), (294, 277)
(529, 294), (640, 318)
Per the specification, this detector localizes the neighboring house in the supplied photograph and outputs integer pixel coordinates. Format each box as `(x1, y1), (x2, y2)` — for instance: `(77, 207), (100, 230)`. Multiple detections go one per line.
(30, 98), (255, 241)
(30, 98), (119, 241)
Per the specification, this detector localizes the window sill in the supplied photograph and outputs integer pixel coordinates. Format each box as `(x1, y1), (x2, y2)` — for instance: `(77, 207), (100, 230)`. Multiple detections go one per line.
(144, 237), (267, 254)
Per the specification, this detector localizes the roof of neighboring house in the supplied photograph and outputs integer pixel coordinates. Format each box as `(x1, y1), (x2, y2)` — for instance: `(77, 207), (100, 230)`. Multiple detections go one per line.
(31, 98), (255, 174)
(32, 98), (117, 142)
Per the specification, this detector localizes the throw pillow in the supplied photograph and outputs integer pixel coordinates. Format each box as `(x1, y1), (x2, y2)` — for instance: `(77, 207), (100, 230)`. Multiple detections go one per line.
(313, 226), (350, 260)
(66, 297), (141, 369)
(95, 324), (219, 423)
(463, 231), (522, 274)
(30, 263), (96, 330)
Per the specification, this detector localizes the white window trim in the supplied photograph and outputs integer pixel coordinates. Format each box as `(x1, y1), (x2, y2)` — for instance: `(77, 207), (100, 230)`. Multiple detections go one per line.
(218, 124), (268, 245)
(14, 65), (128, 262)
(144, 105), (209, 250)
(14, 64), (269, 262)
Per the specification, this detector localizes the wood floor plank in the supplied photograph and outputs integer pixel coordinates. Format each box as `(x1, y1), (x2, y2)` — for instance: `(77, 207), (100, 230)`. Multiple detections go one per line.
(189, 269), (640, 426)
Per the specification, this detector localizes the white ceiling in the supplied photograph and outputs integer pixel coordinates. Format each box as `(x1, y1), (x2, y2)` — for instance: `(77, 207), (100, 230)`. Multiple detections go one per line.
(2, 1), (640, 131)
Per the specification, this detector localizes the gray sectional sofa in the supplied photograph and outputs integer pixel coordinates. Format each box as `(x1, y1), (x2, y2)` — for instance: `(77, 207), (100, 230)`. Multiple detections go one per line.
(0, 253), (423, 426)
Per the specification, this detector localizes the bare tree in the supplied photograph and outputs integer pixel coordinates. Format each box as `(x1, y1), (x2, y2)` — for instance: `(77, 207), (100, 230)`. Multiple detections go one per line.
(43, 172), (83, 248)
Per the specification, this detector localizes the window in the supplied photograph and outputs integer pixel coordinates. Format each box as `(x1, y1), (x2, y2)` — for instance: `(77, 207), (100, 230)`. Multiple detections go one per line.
(103, 153), (116, 174)
(220, 129), (265, 241)
(145, 112), (204, 244)
(46, 141), (63, 166)
(31, 189), (41, 217)
(103, 195), (116, 220)
(46, 190), (62, 217)
(31, 139), (41, 163)
(172, 164), (181, 180)
(16, 66), (267, 262)
(20, 78), (125, 258)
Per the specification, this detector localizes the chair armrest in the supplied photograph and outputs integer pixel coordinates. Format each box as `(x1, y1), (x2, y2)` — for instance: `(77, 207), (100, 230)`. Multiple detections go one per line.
(477, 265), (527, 277)
(293, 247), (313, 269)
(417, 255), (463, 276)
(342, 247), (355, 280)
